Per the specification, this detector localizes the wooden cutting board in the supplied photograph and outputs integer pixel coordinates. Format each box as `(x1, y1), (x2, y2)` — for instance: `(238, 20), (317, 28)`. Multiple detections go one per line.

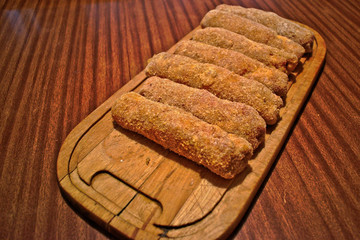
(57, 24), (326, 239)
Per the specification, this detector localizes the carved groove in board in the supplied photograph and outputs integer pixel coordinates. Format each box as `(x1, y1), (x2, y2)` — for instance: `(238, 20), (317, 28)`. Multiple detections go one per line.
(91, 172), (163, 232)
(70, 170), (122, 215)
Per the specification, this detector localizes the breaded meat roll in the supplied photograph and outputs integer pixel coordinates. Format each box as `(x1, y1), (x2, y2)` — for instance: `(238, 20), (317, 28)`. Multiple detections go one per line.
(174, 40), (289, 97)
(216, 4), (314, 52)
(139, 76), (266, 148)
(191, 27), (298, 72)
(112, 92), (253, 179)
(200, 10), (305, 58)
(145, 52), (283, 125)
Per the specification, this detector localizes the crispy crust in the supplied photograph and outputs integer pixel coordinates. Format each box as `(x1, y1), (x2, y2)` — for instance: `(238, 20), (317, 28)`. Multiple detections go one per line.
(192, 27), (298, 72)
(200, 10), (305, 58)
(145, 52), (283, 125)
(174, 40), (289, 97)
(216, 4), (314, 52)
(139, 76), (266, 148)
(109, 6), (315, 180)
(112, 92), (253, 179)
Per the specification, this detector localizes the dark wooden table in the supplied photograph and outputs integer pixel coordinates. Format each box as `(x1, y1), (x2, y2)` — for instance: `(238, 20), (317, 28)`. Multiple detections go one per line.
(1, 0), (359, 239)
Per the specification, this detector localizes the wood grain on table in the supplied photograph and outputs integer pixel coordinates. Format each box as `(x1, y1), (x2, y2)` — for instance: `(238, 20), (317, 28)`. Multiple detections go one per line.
(0, 0), (359, 239)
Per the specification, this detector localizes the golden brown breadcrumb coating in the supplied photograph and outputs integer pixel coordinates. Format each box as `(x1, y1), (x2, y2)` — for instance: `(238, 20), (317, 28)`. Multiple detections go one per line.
(145, 52), (283, 125)
(139, 76), (266, 148)
(200, 10), (305, 58)
(112, 92), (253, 179)
(216, 4), (314, 52)
(192, 27), (298, 72)
(174, 40), (289, 97)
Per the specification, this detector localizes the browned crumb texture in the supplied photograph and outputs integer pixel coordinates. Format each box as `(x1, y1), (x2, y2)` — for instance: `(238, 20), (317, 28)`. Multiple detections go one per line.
(192, 27), (298, 73)
(139, 76), (266, 149)
(200, 10), (305, 58)
(174, 40), (289, 97)
(145, 52), (283, 125)
(216, 4), (314, 52)
(112, 92), (253, 179)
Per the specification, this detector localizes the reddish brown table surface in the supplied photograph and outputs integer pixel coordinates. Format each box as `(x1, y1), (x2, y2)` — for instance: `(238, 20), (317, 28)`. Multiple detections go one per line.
(1, 0), (359, 239)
